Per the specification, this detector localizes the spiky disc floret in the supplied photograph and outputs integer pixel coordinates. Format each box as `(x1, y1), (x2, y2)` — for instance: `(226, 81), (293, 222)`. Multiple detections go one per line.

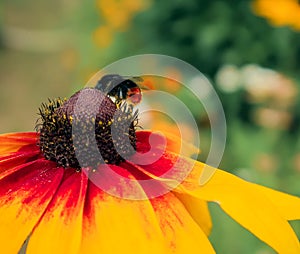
(37, 88), (137, 169)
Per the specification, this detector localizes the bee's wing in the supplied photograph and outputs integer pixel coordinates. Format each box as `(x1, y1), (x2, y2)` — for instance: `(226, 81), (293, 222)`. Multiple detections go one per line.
(130, 76), (155, 90)
(130, 76), (143, 82)
(123, 75), (156, 91)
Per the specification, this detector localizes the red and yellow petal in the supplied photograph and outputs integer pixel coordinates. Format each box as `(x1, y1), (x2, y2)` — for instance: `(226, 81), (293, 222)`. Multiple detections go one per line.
(0, 132), (38, 154)
(130, 146), (213, 236)
(0, 159), (64, 254)
(151, 192), (215, 253)
(174, 193), (212, 236)
(80, 165), (169, 254)
(0, 133), (40, 178)
(0, 150), (40, 179)
(136, 130), (199, 158)
(134, 147), (300, 253)
(27, 170), (88, 254)
(121, 160), (213, 236)
(81, 164), (214, 253)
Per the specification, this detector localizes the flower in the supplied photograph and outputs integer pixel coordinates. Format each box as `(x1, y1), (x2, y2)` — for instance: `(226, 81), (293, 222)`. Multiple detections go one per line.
(241, 64), (298, 106)
(252, 0), (300, 30)
(93, 26), (114, 48)
(215, 64), (242, 93)
(253, 107), (293, 130)
(94, 0), (151, 48)
(216, 63), (298, 108)
(1, 85), (300, 253)
(96, 0), (150, 31)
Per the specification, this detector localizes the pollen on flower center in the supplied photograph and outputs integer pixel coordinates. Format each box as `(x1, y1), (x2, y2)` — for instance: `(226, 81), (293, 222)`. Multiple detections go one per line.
(37, 88), (138, 169)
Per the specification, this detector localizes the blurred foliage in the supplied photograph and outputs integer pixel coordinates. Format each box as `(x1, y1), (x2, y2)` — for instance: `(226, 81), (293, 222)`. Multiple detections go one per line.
(1, 0), (300, 253)
(86, 0), (300, 76)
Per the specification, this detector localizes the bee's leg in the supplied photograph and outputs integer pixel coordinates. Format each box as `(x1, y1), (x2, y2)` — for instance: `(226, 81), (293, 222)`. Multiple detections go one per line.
(115, 100), (123, 109)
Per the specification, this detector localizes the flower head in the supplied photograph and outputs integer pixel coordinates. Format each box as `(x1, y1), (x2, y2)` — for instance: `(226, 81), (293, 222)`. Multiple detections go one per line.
(37, 88), (137, 168)
(1, 77), (300, 253)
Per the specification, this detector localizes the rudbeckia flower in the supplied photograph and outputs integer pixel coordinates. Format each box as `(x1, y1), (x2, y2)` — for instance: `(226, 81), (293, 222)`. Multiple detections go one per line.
(1, 80), (300, 254)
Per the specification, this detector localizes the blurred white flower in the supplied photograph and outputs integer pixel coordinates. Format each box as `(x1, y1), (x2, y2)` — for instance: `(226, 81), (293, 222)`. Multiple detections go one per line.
(252, 107), (292, 130)
(215, 65), (242, 93)
(240, 64), (297, 106)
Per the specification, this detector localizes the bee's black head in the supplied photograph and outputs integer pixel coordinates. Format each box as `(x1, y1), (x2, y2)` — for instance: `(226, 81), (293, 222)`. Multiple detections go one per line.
(95, 74), (142, 106)
(95, 74), (126, 94)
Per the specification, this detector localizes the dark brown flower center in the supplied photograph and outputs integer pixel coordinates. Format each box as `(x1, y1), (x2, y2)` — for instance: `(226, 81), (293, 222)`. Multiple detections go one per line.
(37, 88), (137, 169)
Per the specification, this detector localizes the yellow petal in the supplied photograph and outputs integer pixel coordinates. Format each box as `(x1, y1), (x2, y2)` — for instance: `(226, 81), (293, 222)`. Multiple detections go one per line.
(27, 171), (88, 254)
(174, 192), (212, 236)
(151, 192), (215, 253)
(251, 183), (300, 221)
(177, 162), (300, 254)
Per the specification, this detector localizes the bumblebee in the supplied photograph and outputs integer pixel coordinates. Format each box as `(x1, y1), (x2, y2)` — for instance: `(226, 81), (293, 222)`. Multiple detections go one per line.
(95, 74), (144, 107)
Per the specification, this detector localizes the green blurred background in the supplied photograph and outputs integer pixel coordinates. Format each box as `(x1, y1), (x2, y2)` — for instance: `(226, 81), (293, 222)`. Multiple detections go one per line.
(1, 0), (300, 253)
